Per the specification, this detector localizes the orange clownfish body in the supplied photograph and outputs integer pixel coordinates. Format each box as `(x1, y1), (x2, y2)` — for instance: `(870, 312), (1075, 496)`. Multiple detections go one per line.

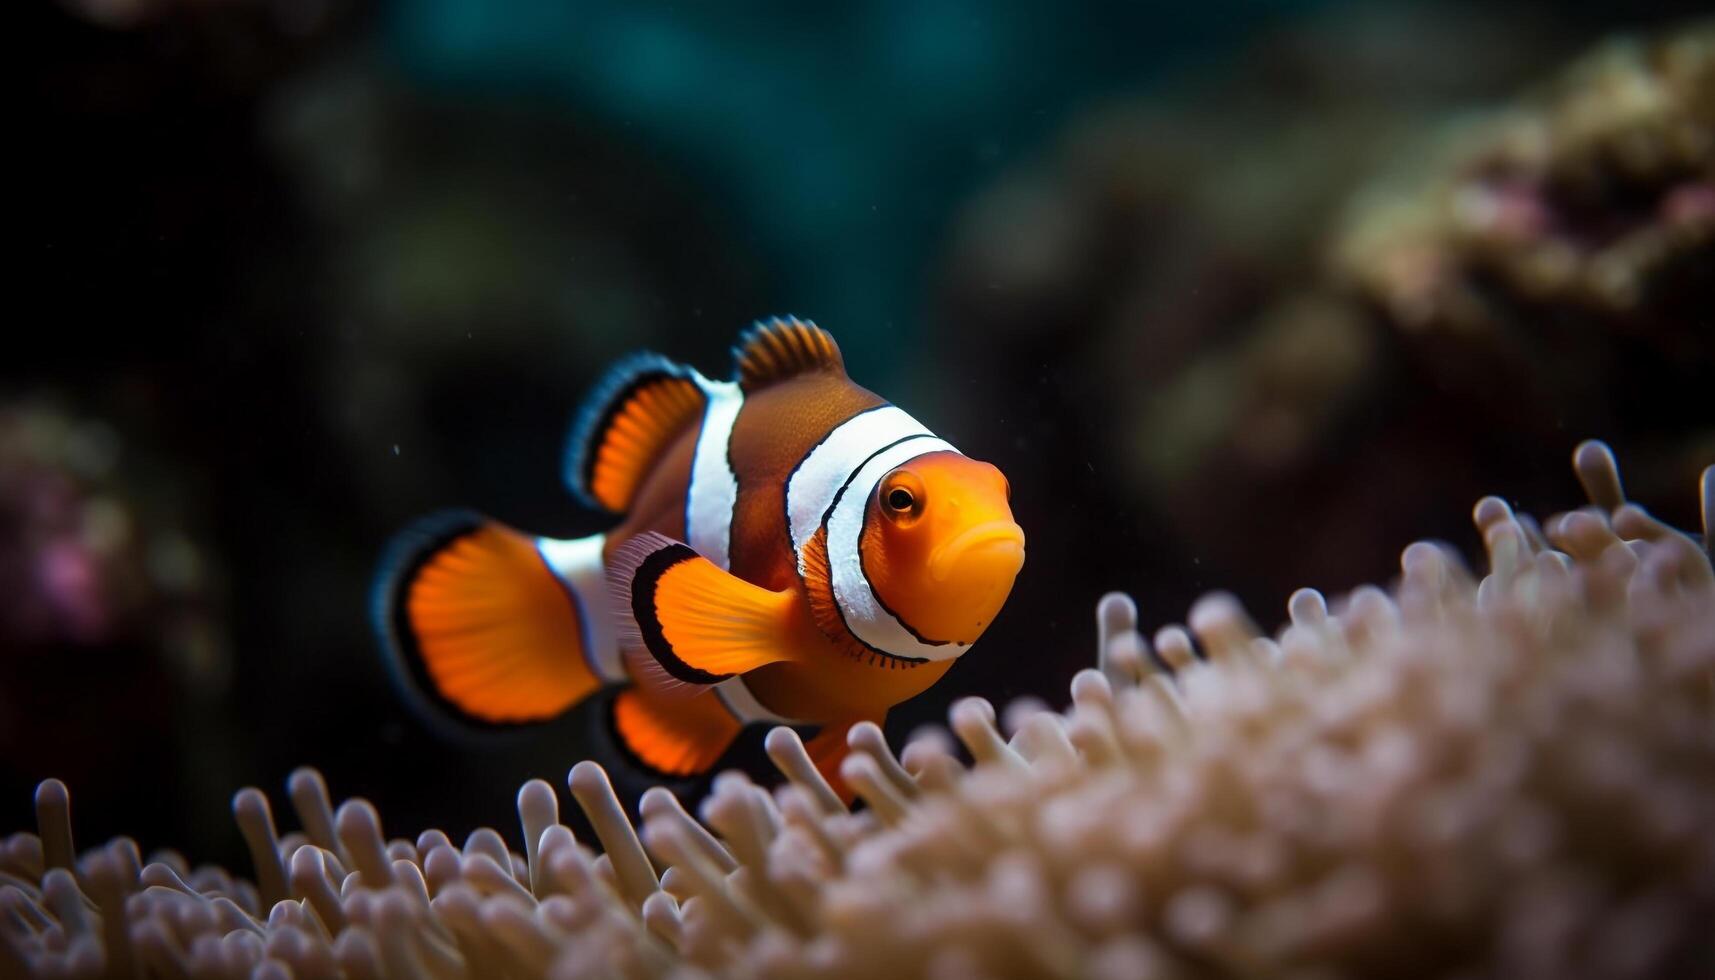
(375, 318), (1025, 789)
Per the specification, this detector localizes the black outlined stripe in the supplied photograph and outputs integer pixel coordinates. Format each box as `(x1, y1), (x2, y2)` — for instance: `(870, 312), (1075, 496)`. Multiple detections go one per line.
(780, 402), (891, 560)
(860, 518), (960, 649)
(813, 435), (941, 666)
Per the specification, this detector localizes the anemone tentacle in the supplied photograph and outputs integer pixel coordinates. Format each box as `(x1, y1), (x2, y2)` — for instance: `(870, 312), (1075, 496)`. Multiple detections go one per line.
(3, 441), (1712, 979)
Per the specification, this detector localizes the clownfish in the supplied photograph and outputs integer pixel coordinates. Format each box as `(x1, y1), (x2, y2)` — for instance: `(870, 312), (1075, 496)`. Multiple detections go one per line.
(374, 318), (1024, 788)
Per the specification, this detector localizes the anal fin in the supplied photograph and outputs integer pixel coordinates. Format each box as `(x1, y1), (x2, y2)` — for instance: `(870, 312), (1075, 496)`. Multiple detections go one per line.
(610, 687), (741, 777)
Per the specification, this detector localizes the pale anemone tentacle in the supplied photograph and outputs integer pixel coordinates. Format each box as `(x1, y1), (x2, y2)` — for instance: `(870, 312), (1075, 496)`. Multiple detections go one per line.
(2, 440), (1712, 978)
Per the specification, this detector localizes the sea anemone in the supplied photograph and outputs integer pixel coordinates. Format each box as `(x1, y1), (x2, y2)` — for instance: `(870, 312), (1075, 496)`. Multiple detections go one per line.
(3, 442), (1712, 979)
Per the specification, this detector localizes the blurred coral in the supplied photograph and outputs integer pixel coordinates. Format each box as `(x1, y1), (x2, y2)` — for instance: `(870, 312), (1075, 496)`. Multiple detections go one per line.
(0, 399), (234, 874)
(0, 404), (128, 647)
(1324, 21), (1715, 544)
(0, 399), (226, 688)
(4, 442), (1710, 978)
(1337, 22), (1715, 336)
(935, 13), (1714, 624)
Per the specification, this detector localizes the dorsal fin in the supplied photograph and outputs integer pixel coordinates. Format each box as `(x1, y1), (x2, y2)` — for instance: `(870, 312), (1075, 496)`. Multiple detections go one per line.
(565, 353), (706, 513)
(731, 316), (845, 392)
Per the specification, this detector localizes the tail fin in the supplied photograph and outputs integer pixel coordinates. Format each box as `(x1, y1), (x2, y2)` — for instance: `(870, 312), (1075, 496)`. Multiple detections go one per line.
(373, 512), (608, 727)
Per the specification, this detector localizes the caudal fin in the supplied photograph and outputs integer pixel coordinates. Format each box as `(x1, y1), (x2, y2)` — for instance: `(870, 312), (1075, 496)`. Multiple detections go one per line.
(373, 512), (606, 727)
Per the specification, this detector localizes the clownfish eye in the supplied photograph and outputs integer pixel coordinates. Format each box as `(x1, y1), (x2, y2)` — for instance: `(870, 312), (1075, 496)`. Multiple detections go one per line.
(879, 469), (925, 522)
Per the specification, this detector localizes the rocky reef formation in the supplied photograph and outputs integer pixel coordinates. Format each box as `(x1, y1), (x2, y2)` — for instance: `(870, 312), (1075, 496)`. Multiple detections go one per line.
(935, 17), (1715, 635)
(1336, 24), (1714, 340)
(1332, 23), (1715, 457)
(3, 442), (1710, 978)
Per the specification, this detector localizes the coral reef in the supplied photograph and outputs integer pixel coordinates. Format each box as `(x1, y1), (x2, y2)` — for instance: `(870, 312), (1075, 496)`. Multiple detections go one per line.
(1332, 21), (1715, 444)
(0, 399), (235, 847)
(0, 400), (224, 677)
(1335, 23), (1715, 340)
(3, 442), (1711, 978)
(934, 16), (1715, 633)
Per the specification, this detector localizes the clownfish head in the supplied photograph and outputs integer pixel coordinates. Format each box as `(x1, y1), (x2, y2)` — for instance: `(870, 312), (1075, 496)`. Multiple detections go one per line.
(858, 451), (1025, 646)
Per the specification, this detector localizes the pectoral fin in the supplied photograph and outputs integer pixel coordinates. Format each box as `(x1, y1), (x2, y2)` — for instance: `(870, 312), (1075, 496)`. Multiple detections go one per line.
(608, 533), (798, 693)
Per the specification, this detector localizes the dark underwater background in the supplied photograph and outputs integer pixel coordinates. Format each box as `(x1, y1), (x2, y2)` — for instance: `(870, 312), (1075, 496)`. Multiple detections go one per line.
(9, 0), (1712, 867)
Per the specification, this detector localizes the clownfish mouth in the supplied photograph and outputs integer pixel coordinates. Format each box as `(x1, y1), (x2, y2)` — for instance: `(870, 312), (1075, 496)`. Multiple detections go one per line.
(928, 520), (1027, 584)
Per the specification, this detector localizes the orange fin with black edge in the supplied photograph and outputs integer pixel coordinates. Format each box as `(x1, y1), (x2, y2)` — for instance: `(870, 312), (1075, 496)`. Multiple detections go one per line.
(609, 686), (742, 777)
(565, 353), (706, 513)
(374, 512), (604, 726)
(607, 532), (798, 697)
(731, 316), (846, 392)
